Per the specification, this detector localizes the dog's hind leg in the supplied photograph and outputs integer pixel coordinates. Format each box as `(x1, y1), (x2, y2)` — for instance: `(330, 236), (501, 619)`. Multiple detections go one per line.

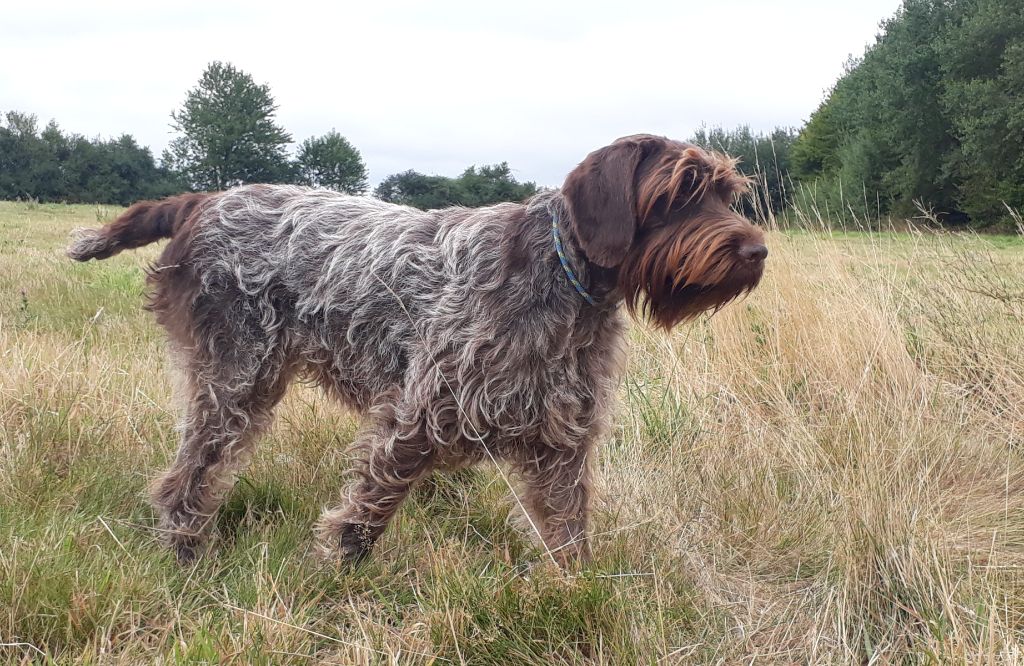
(316, 400), (436, 563)
(150, 349), (293, 564)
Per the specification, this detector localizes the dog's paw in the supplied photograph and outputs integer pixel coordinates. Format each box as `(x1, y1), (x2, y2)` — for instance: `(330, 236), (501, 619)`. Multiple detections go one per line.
(174, 540), (199, 565)
(317, 520), (385, 565)
(339, 522), (385, 562)
(157, 518), (207, 566)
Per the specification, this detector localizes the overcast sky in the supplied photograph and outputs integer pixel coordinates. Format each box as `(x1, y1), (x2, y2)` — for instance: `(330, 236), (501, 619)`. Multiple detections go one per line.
(2, 0), (901, 187)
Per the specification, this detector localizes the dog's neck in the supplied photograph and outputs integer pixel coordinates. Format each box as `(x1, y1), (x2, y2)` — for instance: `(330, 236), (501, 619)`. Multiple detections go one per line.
(547, 196), (622, 311)
(551, 210), (597, 306)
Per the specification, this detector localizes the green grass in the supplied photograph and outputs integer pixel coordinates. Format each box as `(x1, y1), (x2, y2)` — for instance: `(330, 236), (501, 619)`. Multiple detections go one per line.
(2, 200), (1024, 663)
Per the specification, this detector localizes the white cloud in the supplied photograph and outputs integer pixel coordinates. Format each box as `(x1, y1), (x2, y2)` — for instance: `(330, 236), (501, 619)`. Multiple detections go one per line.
(0, 0), (901, 186)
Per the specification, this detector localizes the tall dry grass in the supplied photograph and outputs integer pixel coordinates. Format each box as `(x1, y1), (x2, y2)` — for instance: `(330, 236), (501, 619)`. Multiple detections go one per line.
(1, 200), (1023, 663)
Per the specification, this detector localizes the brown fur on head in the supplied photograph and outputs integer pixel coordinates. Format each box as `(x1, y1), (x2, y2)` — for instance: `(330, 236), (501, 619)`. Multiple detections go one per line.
(561, 134), (767, 329)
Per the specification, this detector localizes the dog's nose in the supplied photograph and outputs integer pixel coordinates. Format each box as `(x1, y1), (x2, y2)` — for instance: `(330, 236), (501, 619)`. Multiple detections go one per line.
(738, 243), (768, 262)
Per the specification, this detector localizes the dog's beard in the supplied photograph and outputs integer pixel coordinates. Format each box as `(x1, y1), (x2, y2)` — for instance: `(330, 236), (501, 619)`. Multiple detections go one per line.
(618, 221), (764, 330)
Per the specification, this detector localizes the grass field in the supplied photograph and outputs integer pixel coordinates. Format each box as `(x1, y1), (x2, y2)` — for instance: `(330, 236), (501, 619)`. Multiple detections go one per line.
(1, 199), (1023, 664)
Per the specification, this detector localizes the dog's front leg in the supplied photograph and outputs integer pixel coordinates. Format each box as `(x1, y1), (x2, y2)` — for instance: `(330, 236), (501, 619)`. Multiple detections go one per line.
(317, 416), (435, 563)
(515, 446), (593, 569)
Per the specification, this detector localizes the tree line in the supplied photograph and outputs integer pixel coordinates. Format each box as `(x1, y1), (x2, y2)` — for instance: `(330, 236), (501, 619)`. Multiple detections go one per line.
(0, 112), (180, 206)
(0, 61), (535, 209)
(3, 0), (1022, 227)
(789, 0), (1023, 226)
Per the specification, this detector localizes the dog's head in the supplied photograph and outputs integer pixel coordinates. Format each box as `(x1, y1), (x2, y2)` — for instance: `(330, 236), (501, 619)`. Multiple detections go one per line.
(562, 134), (767, 329)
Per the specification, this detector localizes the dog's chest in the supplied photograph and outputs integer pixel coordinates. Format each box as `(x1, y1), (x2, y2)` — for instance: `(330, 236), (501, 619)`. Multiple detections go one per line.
(437, 310), (628, 447)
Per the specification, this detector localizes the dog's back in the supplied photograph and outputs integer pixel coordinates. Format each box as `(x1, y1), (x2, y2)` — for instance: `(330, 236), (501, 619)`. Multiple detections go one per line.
(189, 185), (448, 408)
(70, 185), (595, 415)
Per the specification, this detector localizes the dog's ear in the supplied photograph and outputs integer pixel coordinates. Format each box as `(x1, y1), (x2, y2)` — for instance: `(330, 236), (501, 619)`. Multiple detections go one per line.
(562, 138), (651, 268)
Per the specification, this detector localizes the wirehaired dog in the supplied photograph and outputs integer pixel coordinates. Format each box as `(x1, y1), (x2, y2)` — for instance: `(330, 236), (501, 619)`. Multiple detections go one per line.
(68, 134), (767, 567)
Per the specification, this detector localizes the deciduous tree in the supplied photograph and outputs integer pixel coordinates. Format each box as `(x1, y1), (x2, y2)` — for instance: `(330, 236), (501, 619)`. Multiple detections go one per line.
(166, 61), (293, 190)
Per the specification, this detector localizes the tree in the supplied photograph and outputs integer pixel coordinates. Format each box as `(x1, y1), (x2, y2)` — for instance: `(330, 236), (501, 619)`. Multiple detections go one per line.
(374, 162), (537, 209)
(166, 61), (293, 191)
(375, 170), (459, 209)
(295, 130), (368, 194)
(790, 0), (1024, 226)
(456, 163), (538, 207)
(36, 120), (70, 200)
(63, 134), (181, 205)
(0, 111), (55, 200)
(937, 0), (1024, 221)
(689, 125), (798, 219)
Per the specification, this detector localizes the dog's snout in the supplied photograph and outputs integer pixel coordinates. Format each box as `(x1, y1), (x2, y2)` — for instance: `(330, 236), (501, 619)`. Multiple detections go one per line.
(738, 243), (768, 263)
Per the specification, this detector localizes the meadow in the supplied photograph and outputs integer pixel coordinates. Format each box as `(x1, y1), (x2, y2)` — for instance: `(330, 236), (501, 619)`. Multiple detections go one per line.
(1, 199), (1023, 664)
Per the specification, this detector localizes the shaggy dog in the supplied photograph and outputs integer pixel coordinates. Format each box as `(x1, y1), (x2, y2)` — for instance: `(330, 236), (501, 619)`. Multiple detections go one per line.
(68, 134), (767, 567)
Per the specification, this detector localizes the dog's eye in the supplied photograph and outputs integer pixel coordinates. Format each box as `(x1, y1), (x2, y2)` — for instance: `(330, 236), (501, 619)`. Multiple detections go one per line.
(641, 213), (670, 230)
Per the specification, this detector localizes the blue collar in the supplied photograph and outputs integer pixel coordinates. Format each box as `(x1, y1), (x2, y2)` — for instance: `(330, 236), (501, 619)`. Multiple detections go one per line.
(551, 212), (596, 306)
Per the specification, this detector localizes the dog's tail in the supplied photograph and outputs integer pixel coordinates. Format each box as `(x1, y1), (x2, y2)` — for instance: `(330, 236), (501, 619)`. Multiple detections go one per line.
(67, 192), (214, 261)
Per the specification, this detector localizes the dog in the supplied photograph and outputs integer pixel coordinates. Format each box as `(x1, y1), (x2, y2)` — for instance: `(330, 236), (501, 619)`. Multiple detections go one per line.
(67, 134), (767, 567)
